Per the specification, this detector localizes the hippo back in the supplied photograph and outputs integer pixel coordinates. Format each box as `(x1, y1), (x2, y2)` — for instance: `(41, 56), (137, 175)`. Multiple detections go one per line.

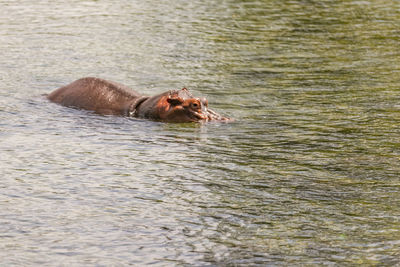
(47, 77), (142, 115)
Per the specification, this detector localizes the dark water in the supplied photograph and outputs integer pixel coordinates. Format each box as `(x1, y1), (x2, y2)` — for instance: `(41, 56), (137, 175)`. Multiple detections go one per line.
(1, 0), (400, 265)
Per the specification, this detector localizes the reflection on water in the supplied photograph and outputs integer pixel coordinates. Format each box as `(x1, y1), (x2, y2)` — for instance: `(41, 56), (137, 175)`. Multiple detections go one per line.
(1, 0), (400, 265)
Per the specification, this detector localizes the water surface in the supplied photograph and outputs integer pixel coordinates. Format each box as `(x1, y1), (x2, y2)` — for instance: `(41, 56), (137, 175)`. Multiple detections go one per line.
(1, 0), (400, 265)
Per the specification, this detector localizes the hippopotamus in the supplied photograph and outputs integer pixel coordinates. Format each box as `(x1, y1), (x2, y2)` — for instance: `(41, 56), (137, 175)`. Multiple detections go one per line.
(47, 77), (231, 123)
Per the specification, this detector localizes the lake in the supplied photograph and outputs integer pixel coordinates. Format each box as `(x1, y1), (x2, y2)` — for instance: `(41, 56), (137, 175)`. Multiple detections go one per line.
(1, 0), (400, 265)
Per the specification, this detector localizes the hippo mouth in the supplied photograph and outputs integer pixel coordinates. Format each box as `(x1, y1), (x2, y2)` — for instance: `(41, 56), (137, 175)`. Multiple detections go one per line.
(188, 110), (209, 122)
(188, 108), (230, 122)
(205, 108), (232, 122)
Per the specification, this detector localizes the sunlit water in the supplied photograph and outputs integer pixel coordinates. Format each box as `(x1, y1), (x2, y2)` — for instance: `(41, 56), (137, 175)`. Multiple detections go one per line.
(1, 0), (400, 265)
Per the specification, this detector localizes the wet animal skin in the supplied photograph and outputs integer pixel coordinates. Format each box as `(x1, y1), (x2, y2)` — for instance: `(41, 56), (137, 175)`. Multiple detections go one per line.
(47, 77), (231, 123)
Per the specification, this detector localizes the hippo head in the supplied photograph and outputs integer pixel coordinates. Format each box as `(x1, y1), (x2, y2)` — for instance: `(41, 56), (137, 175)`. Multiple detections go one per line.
(136, 88), (231, 123)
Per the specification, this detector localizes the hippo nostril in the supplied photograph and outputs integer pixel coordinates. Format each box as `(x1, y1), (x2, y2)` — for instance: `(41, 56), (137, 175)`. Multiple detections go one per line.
(201, 98), (208, 107)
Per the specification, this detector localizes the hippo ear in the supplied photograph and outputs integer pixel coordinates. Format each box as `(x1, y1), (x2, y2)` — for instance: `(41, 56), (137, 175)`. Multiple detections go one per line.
(167, 96), (184, 106)
(180, 87), (194, 98)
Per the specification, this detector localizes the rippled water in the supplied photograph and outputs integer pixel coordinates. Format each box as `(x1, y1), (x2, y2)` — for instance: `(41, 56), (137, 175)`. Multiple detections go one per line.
(1, 0), (400, 265)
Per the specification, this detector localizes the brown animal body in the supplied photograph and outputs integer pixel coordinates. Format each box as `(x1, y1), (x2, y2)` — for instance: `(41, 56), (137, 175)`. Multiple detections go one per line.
(47, 77), (231, 123)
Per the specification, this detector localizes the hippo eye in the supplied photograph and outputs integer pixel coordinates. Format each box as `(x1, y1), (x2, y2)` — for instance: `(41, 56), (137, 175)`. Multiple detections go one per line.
(191, 102), (200, 109)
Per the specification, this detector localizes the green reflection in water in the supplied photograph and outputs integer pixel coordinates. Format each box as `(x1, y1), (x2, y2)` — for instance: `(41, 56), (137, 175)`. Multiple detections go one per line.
(161, 0), (400, 265)
(1, 0), (400, 265)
